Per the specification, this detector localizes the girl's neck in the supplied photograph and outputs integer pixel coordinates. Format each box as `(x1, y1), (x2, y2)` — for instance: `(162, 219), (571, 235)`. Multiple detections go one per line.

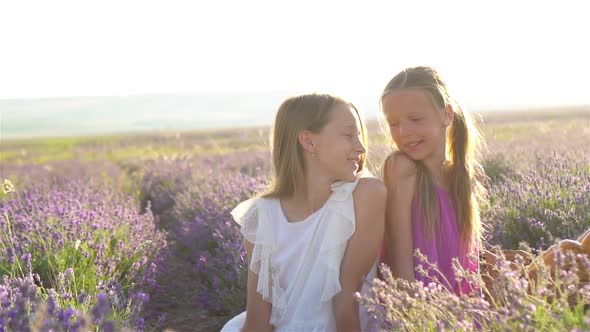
(422, 152), (451, 190)
(283, 168), (333, 220)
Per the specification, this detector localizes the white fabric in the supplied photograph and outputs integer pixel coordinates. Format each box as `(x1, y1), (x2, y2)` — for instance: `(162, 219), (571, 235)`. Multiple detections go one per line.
(221, 170), (377, 332)
(272, 198), (327, 294)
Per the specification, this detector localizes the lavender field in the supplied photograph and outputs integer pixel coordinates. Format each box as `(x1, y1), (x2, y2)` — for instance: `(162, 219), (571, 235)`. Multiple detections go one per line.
(1, 108), (589, 331)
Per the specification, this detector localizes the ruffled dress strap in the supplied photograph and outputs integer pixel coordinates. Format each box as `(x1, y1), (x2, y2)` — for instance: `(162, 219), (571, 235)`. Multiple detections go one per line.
(231, 198), (260, 243)
(231, 198), (281, 308)
(317, 170), (373, 303)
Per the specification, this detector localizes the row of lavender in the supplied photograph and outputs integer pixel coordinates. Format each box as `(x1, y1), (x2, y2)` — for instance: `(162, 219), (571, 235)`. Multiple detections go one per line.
(137, 152), (268, 327)
(1, 116), (588, 330)
(0, 151), (269, 330)
(483, 151), (590, 250)
(1, 148), (588, 330)
(0, 178), (163, 331)
(133, 146), (590, 329)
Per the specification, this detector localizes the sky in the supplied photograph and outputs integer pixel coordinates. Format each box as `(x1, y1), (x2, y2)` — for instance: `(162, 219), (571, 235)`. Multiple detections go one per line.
(0, 0), (589, 110)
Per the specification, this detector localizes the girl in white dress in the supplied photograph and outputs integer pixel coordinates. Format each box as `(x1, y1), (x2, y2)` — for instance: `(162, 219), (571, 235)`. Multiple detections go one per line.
(221, 94), (386, 332)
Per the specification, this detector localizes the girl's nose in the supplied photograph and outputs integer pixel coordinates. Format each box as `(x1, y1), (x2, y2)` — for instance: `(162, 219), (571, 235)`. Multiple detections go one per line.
(398, 122), (411, 137)
(357, 138), (366, 154)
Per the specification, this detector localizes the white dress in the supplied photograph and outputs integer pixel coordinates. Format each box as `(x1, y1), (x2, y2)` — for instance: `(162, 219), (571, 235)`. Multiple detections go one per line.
(221, 172), (377, 332)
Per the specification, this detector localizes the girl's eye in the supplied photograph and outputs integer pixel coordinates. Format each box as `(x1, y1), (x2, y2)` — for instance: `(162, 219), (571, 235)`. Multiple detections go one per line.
(390, 123), (399, 128)
(411, 118), (422, 122)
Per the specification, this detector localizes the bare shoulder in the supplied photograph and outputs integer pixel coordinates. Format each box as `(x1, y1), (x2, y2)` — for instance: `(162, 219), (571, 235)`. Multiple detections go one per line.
(354, 177), (386, 199)
(353, 177), (387, 214)
(383, 151), (417, 182)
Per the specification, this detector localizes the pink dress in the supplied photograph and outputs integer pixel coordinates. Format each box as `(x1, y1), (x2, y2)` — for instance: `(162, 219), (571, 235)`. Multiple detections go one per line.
(382, 185), (478, 294)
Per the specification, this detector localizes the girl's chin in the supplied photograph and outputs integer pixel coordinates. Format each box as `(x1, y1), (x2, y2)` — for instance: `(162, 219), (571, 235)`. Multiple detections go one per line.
(343, 171), (359, 182)
(401, 150), (425, 161)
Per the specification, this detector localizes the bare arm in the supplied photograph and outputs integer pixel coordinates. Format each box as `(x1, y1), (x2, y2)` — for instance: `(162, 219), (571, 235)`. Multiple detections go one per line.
(241, 240), (273, 332)
(333, 178), (386, 332)
(383, 152), (416, 281)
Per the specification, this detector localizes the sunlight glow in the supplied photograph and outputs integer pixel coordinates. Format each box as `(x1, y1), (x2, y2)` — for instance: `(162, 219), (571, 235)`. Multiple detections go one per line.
(1, 0), (588, 109)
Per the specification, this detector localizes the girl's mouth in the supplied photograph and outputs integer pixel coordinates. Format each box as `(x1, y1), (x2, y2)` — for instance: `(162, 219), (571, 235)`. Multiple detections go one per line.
(405, 140), (423, 151)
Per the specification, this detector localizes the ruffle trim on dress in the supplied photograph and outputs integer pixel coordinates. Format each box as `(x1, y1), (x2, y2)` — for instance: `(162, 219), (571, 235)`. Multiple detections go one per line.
(230, 170), (372, 325)
(317, 173), (366, 302)
(231, 197), (287, 325)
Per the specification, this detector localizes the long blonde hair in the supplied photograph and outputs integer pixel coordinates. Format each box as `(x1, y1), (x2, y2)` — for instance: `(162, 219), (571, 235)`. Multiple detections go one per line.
(262, 94), (368, 199)
(381, 66), (486, 249)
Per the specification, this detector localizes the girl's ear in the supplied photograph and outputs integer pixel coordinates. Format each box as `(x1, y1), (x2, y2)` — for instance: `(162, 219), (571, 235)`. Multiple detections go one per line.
(298, 130), (316, 154)
(443, 104), (454, 127)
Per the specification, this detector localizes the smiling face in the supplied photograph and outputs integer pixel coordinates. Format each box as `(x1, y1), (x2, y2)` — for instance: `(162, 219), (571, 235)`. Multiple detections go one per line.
(382, 88), (451, 162)
(310, 102), (366, 182)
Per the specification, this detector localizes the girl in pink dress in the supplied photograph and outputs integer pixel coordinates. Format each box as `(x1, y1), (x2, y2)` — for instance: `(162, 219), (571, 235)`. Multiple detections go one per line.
(380, 66), (485, 294)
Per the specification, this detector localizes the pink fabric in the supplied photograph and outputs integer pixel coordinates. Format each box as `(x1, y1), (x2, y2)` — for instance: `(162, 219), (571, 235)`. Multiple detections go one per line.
(411, 185), (478, 294)
(379, 185), (479, 295)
